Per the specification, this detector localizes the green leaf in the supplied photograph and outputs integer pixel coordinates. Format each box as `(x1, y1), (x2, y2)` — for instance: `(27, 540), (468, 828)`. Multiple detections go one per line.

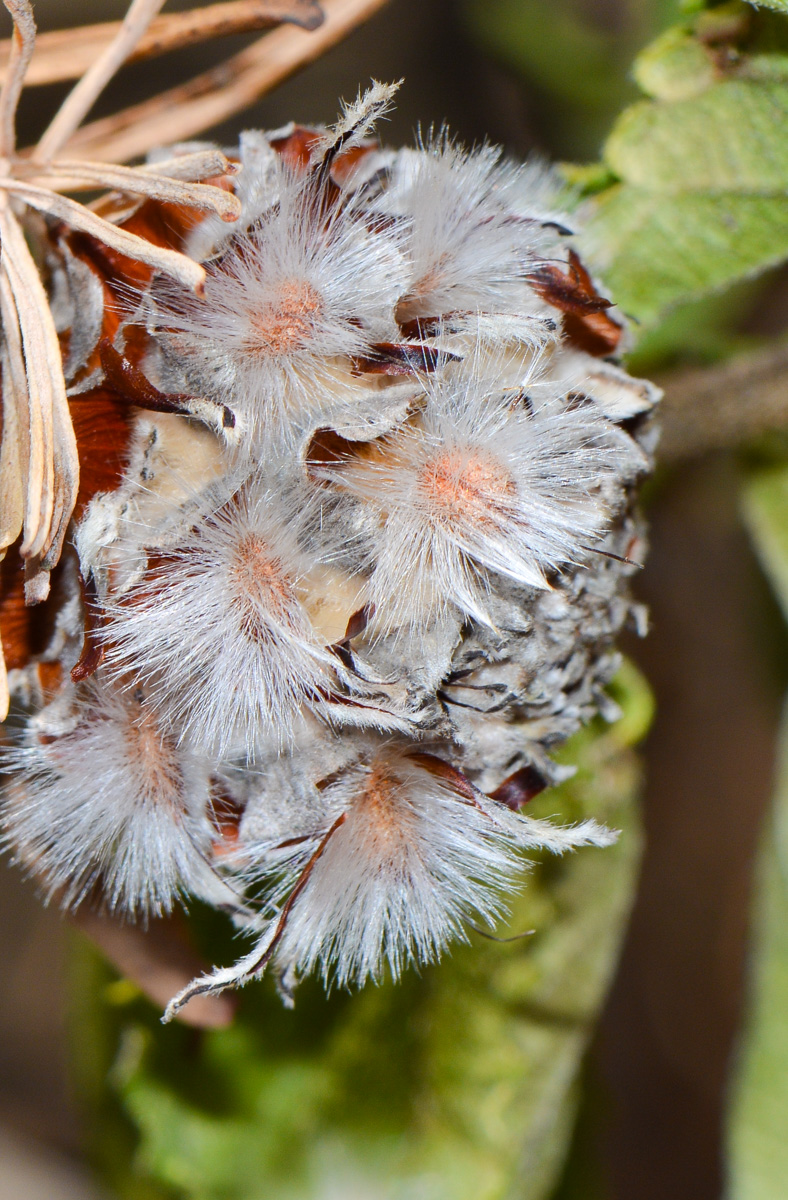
(586, 189), (788, 326)
(72, 665), (651, 1200)
(632, 26), (718, 100)
(726, 695), (788, 1198)
(742, 464), (788, 620)
(605, 82), (788, 191)
(583, 6), (788, 328)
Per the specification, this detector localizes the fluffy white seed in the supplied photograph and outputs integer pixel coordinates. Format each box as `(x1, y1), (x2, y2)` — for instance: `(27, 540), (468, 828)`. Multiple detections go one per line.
(378, 136), (569, 325)
(319, 360), (646, 633)
(0, 683), (220, 917)
(162, 745), (614, 1017)
(101, 482), (348, 757)
(152, 162), (407, 449)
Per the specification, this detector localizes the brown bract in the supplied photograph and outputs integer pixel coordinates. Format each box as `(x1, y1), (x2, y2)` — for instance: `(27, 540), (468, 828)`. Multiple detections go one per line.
(528, 249), (623, 357)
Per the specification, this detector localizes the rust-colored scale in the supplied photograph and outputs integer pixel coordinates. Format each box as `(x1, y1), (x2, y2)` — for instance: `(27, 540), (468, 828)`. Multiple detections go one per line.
(528, 250), (622, 357)
(1, 546), (62, 670)
(69, 387), (134, 519)
(269, 125), (379, 185)
(490, 764), (547, 810)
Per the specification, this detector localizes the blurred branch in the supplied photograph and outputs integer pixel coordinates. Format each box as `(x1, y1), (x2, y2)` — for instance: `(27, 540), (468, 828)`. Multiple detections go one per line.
(0, 1), (325, 88)
(657, 342), (788, 462)
(57, 0), (389, 163)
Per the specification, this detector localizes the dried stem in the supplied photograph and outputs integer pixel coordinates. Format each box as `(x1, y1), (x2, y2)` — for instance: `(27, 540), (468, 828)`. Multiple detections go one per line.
(0, 177), (208, 292)
(64, 0), (390, 164)
(0, 0), (34, 156)
(656, 342), (788, 462)
(0, 1), (325, 88)
(27, 159), (241, 220)
(36, 0), (167, 162)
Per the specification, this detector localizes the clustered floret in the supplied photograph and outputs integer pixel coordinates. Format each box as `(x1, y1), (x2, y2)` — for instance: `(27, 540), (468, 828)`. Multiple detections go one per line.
(0, 83), (659, 1019)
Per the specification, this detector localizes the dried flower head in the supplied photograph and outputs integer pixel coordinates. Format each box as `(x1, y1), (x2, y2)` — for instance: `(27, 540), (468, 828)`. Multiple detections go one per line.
(0, 0), (660, 1021)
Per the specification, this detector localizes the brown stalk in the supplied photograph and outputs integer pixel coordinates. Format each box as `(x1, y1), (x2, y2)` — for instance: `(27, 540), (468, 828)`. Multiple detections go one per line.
(656, 341), (788, 462)
(73, 909), (237, 1028)
(0, 1), (325, 88)
(63, 0), (390, 164)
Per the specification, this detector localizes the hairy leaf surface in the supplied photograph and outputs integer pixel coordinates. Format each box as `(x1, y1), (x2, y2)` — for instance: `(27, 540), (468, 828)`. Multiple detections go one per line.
(584, 9), (788, 327)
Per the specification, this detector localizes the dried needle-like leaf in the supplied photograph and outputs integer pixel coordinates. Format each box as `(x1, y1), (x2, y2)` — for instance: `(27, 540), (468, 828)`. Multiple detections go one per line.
(0, 240), (53, 563)
(0, 243), (46, 564)
(0, 1), (325, 88)
(0, 202), (78, 572)
(30, 160), (241, 221)
(0, 285), (26, 557)
(136, 148), (237, 182)
(0, 178), (208, 292)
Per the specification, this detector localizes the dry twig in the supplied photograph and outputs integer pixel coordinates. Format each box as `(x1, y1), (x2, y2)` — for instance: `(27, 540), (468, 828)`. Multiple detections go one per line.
(657, 343), (788, 462)
(36, 0), (168, 161)
(0, 0), (33, 154)
(64, 0), (390, 164)
(0, 0), (324, 87)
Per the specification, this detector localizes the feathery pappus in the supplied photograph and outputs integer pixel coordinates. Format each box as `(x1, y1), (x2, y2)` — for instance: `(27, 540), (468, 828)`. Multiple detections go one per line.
(0, 56), (660, 1020)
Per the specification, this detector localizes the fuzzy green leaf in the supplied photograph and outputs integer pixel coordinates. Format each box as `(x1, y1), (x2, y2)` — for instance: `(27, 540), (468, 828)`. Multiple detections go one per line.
(586, 189), (788, 326)
(726, 690), (788, 1199)
(71, 666), (650, 1200)
(604, 82), (788, 191)
(584, 8), (788, 327)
